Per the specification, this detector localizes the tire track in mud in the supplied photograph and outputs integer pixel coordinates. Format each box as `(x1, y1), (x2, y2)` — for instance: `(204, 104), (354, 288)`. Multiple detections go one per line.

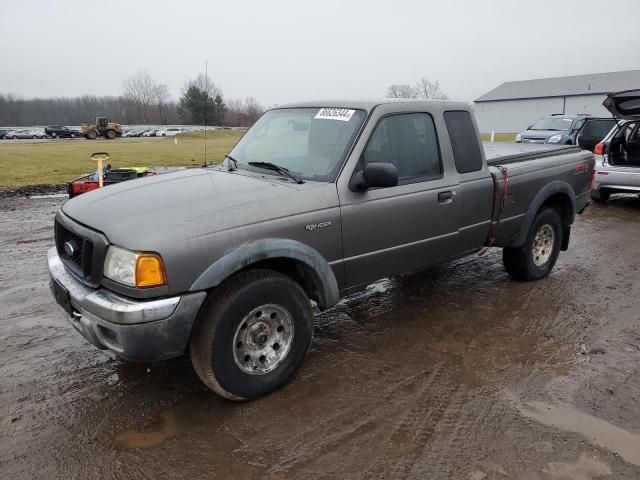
(264, 366), (446, 478)
(360, 371), (470, 480)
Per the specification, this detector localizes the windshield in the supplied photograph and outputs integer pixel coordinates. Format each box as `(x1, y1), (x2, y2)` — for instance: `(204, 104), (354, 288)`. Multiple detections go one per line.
(529, 117), (574, 131)
(228, 107), (367, 182)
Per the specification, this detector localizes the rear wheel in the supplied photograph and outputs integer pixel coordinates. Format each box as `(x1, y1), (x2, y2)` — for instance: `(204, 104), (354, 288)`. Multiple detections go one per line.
(70, 133), (76, 138)
(503, 208), (562, 281)
(106, 129), (116, 139)
(190, 269), (314, 401)
(50, 132), (57, 138)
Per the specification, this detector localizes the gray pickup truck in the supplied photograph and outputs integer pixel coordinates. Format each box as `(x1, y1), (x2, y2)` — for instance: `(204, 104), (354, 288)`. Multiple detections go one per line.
(48, 100), (594, 400)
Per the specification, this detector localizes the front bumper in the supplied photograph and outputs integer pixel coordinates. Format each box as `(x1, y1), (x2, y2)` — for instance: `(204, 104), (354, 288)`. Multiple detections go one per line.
(48, 247), (206, 361)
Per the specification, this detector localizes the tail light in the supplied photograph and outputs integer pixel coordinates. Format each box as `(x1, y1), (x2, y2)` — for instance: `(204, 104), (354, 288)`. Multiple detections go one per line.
(589, 167), (596, 190)
(594, 142), (605, 155)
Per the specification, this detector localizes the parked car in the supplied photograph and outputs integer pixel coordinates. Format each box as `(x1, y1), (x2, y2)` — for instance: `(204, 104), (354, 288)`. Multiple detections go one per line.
(142, 129), (158, 137)
(156, 128), (183, 137)
(590, 90), (640, 203)
(515, 114), (615, 148)
(29, 129), (48, 139)
(48, 100), (594, 401)
(0, 128), (13, 139)
(3, 130), (19, 139)
(45, 125), (79, 138)
(5, 129), (43, 139)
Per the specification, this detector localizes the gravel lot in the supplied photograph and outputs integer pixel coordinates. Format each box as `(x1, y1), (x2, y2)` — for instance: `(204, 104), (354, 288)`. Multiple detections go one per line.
(1, 195), (639, 479)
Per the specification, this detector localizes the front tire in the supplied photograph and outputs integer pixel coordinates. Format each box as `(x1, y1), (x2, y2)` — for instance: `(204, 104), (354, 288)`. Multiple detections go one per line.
(503, 208), (562, 281)
(106, 129), (116, 139)
(86, 131), (97, 140)
(190, 269), (314, 401)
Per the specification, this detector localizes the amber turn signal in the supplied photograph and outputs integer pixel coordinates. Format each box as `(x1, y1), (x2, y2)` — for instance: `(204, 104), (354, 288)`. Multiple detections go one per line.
(135, 254), (167, 288)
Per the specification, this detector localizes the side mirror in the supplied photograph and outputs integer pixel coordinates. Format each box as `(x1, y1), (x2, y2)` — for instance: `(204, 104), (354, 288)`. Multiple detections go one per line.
(526, 125), (532, 130)
(350, 162), (399, 191)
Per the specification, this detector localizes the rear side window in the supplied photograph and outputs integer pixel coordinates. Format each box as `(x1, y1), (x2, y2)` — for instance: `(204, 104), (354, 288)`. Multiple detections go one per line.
(444, 111), (483, 173)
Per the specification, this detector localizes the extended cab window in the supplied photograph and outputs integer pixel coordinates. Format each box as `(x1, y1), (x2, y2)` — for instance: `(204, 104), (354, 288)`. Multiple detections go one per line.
(444, 110), (483, 174)
(363, 113), (441, 182)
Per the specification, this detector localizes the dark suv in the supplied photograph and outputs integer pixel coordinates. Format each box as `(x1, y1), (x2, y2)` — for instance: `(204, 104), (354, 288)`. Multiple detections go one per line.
(516, 114), (615, 151)
(45, 125), (79, 138)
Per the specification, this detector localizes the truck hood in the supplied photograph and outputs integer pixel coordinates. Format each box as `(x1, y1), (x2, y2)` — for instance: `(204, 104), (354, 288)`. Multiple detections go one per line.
(62, 168), (336, 251)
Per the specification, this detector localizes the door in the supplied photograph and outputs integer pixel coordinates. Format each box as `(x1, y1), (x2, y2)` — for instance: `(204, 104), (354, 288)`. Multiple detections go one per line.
(338, 109), (461, 289)
(576, 118), (617, 152)
(442, 110), (494, 253)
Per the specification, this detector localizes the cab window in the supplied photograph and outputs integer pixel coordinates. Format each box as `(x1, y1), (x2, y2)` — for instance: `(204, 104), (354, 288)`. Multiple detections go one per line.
(362, 113), (442, 183)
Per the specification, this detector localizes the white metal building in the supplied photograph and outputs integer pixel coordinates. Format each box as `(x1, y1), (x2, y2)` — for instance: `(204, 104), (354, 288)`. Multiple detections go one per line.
(473, 70), (640, 133)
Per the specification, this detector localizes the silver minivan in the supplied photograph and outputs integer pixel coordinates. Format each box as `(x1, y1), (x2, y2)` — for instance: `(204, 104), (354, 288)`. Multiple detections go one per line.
(591, 90), (640, 203)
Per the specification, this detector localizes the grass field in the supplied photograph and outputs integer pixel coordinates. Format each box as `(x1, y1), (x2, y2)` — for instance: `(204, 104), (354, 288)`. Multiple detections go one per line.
(0, 130), (245, 189)
(480, 133), (517, 142)
(1, 129), (517, 189)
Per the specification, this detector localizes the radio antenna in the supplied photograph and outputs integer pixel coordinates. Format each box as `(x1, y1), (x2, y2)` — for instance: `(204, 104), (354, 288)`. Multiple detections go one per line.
(203, 58), (208, 166)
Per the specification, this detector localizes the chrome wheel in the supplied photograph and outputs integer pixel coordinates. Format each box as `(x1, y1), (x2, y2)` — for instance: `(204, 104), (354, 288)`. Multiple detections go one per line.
(532, 224), (554, 267)
(233, 304), (294, 375)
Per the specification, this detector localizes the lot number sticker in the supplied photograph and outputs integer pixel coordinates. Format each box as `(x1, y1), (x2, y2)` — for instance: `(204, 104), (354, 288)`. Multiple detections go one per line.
(315, 108), (356, 121)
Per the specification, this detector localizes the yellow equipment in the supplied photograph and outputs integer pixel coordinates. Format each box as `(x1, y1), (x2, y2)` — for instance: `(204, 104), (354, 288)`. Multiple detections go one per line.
(81, 117), (123, 140)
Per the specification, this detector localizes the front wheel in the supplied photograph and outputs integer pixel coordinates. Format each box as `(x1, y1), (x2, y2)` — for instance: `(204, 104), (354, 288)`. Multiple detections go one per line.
(105, 129), (116, 139)
(86, 131), (97, 140)
(190, 269), (314, 401)
(503, 208), (562, 281)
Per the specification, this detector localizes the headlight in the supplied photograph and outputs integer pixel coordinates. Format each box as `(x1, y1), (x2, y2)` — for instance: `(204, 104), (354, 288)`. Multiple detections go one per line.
(515, 133), (522, 143)
(104, 246), (167, 288)
(547, 134), (562, 144)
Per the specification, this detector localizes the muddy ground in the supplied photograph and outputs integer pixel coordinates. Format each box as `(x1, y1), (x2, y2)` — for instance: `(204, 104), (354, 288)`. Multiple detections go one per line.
(1, 195), (639, 480)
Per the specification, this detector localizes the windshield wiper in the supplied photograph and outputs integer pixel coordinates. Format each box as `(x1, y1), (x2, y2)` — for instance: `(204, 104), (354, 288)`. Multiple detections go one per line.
(224, 154), (239, 171)
(248, 161), (304, 184)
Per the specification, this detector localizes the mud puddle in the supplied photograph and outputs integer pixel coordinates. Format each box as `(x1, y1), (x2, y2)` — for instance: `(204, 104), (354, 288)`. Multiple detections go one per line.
(513, 396), (640, 467)
(2, 197), (640, 479)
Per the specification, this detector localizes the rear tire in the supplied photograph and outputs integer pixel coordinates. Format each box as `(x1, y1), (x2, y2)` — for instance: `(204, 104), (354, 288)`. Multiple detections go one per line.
(503, 208), (562, 281)
(50, 132), (57, 138)
(70, 133), (76, 138)
(190, 269), (314, 401)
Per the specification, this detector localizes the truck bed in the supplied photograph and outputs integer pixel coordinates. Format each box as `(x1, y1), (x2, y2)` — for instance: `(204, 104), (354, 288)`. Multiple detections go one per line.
(483, 142), (581, 166)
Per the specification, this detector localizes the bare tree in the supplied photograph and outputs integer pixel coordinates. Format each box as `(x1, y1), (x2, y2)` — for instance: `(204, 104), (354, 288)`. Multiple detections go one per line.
(386, 84), (419, 99)
(415, 77), (448, 100)
(186, 73), (222, 98)
(152, 83), (171, 124)
(122, 71), (156, 123)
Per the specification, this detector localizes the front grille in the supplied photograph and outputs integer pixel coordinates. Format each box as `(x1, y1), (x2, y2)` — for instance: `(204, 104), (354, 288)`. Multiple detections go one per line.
(55, 220), (94, 279)
(522, 137), (547, 143)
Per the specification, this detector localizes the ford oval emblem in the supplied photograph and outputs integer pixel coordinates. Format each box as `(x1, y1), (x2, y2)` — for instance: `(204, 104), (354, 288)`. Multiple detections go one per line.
(64, 240), (77, 257)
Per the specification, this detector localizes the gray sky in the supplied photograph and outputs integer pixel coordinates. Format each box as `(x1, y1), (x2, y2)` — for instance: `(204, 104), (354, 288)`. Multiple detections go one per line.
(1, 0), (639, 106)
